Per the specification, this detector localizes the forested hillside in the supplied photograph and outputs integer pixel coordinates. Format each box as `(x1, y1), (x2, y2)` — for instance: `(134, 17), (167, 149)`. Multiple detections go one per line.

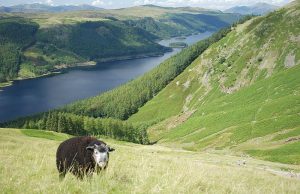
(0, 5), (240, 84)
(6, 112), (149, 144)
(0, 17), (38, 82)
(0, 16), (168, 82)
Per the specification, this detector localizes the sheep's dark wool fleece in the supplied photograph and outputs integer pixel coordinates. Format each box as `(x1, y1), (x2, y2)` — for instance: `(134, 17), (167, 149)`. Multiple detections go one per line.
(56, 136), (108, 179)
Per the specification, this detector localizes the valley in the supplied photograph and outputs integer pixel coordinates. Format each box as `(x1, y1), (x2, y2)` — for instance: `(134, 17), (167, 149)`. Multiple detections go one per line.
(4, 1), (298, 165)
(0, 1), (299, 193)
(0, 5), (240, 86)
(0, 32), (212, 122)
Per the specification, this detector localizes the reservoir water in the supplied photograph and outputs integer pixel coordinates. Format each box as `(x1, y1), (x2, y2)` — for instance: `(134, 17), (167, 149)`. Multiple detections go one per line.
(0, 32), (213, 122)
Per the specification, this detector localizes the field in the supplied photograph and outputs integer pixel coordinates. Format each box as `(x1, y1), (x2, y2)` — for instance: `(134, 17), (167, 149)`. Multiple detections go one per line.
(1, 128), (300, 193)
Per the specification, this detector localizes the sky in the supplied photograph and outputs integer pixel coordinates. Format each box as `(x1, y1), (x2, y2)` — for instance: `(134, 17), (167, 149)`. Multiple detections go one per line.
(0, 0), (293, 10)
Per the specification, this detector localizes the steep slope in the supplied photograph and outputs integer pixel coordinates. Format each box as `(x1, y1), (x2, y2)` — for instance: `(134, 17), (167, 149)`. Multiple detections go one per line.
(128, 1), (300, 164)
(225, 3), (279, 15)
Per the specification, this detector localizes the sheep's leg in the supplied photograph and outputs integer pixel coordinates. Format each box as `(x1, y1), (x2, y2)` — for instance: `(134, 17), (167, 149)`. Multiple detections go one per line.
(96, 166), (102, 174)
(59, 172), (66, 181)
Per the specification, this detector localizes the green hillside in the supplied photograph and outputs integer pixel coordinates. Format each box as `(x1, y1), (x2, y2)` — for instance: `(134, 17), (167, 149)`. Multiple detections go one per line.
(128, 1), (300, 164)
(1, 128), (299, 193)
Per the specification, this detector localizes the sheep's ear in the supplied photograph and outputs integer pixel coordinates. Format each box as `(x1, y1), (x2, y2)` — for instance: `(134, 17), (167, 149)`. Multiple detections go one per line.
(108, 146), (115, 152)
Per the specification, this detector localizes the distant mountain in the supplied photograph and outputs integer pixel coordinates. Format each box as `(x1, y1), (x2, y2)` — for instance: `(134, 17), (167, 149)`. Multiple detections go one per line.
(140, 4), (215, 12)
(225, 3), (279, 15)
(0, 3), (103, 13)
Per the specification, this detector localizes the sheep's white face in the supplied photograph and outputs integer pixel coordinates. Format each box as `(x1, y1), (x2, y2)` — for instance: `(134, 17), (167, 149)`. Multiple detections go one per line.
(86, 143), (115, 169)
(93, 148), (108, 168)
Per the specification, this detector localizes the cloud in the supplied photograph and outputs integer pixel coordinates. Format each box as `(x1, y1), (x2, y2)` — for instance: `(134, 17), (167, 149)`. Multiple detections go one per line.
(45, 0), (54, 5)
(91, 0), (105, 6)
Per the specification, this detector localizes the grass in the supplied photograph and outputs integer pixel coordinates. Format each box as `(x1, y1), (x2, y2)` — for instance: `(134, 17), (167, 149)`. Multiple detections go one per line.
(21, 129), (71, 141)
(272, 126), (300, 141)
(1, 128), (300, 193)
(247, 141), (300, 165)
(0, 81), (13, 90)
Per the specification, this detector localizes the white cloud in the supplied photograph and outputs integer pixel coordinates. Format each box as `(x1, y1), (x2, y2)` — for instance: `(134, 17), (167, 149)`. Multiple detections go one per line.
(91, 0), (105, 6)
(45, 0), (54, 5)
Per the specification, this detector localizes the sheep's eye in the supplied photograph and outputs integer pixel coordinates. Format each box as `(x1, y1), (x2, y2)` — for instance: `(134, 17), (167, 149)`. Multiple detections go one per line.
(100, 147), (107, 152)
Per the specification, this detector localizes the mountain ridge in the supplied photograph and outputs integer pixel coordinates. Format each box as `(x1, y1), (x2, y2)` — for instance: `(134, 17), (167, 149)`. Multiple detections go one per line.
(225, 2), (279, 15)
(0, 3), (103, 13)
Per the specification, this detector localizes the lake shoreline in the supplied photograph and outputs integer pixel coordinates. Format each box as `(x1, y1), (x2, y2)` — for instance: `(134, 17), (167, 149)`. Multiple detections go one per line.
(0, 61), (97, 91)
(0, 81), (13, 91)
(0, 51), (172, 91)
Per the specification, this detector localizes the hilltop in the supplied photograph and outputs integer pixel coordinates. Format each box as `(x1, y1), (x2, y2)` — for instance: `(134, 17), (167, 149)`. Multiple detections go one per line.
(225, 3), (279, 15)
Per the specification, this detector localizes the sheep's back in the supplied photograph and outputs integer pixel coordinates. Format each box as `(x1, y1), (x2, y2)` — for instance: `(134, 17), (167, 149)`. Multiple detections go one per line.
(56, 136), (97, 170)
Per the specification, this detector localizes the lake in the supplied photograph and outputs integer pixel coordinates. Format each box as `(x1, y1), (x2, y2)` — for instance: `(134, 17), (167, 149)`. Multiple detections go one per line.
(0, 32), (213, 122)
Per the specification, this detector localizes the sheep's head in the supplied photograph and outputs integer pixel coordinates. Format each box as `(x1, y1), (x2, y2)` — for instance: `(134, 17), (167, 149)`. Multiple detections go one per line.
(86, 143), (115, 169)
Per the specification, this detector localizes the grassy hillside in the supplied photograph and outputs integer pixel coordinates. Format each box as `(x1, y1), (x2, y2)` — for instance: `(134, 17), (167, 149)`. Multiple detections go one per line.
(1, 128), (300, 193)
(128, 1), (300, 164)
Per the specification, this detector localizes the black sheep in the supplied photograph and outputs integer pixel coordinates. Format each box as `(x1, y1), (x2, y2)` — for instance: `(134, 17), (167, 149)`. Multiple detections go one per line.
(56, 136), (115, 179)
